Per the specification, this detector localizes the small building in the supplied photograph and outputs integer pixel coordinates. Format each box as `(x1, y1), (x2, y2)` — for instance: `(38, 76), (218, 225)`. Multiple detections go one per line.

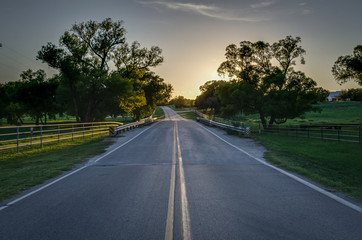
(327, 91), (341, 102)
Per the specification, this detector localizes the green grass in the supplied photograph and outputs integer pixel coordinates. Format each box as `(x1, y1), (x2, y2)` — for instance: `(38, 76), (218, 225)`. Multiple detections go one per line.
(154, 107), (165, 117)
(178, 112), (199, 120)
(201, 102), (362, 129)
(0, 136), (114, 201)
(256, 134), (362, 202)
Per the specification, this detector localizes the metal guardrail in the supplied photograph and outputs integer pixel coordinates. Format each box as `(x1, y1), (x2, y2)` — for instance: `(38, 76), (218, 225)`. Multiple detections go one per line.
(264, 125), (361, 143)
(0, 122), (121, 153)
(110, 117), (154, 136)
(197, 117), (251, 137)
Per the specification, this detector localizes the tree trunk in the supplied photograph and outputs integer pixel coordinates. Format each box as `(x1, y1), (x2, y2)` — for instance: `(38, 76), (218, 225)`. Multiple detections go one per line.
(69, 83), (80, 122)
(259, 111), (267, 129)
(85, 84), (96, 122)
(268, 114), (275, 127)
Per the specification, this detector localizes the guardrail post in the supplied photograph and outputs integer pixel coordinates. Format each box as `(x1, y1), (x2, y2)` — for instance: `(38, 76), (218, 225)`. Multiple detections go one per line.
(109, 126), (114, 136)
(40, 126), (43, 148)
(16, 127), (19, 153)
(92, 123), (94, 138)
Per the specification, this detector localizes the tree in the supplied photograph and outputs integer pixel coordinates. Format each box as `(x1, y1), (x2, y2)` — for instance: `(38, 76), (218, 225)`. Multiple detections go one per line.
(0, 81), (26, 125)
(17, 69), (60, 124)
(214, 36), (328, 127)
(37, 18), (169, 122)
(338, 88), (362, 101)
(195, 80), (225, 111)
(332, 45), (362, 86)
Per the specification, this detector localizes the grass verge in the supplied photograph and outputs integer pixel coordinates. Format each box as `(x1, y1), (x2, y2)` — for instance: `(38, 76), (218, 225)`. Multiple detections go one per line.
(0, 136), (114, 202)
(256, 134), (362, 202)
(178, 112), (199, 120)
(153, 107), (165, 119)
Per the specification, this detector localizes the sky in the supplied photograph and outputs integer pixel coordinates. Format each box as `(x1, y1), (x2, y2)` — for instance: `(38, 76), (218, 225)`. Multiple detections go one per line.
(0, 0), (361, 98)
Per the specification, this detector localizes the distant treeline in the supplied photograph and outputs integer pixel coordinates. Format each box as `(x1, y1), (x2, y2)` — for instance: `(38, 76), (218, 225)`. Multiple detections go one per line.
(0, 18), (173, 125)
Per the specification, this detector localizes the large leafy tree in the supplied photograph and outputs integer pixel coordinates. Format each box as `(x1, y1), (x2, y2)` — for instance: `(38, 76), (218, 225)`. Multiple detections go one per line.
(17, 69), (60, 124)
(0, 81), (26, 125)
(214, 36), (328, 127)
(332, 45), (362, 86)
(37, 18), (169, 122)
(195, 80), (225, 112)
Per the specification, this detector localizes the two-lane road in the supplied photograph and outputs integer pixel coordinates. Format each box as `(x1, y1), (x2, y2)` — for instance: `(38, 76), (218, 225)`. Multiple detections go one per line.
(0, 107), (361, 239)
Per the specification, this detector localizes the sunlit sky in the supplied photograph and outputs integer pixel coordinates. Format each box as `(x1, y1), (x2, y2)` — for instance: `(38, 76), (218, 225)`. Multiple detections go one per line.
(1, 0), (361, 98)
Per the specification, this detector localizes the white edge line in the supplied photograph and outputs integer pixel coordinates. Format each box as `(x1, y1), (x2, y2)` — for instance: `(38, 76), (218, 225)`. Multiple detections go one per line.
(199, 124), (362, 214)
(0, 122), (159, 212)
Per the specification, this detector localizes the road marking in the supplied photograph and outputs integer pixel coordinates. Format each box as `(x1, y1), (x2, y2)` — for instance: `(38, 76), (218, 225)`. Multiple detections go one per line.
(0, 122), (159, 212)
(165, 122), (177, 240)
(199, 124), (362, 214)
(176, 121), (192, 240)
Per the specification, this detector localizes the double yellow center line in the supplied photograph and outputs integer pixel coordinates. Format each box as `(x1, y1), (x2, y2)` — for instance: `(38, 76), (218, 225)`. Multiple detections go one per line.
(165, 121), (191, 240)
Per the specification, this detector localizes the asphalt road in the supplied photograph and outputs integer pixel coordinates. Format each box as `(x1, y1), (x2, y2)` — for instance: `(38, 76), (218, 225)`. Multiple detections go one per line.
(0, 107), (361, 240)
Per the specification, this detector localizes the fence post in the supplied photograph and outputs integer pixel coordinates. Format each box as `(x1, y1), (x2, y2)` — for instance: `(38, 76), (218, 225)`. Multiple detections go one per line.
(307, 127), (310, 138)
(16, 127), (19, 153)
(321, 128), (323, 140)
(40, 126), (43, 148)
(92, 123), (94, 138)
(58, 125), (60, 144)
(30, 127), (33, 148)
(72, 125), (74, 142)
(338, 129), (340, 143)
(83, 124), (85, 140)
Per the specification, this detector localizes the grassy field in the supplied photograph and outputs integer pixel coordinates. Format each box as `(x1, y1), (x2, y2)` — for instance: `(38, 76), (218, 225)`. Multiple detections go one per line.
(178, 112), (199, 120)
(256, 134), (362, 202)
(201, 102), (362, 129)
(0, 136), (114, 201)
(153, 107), (165, 118)
(0, 114), (133, 126)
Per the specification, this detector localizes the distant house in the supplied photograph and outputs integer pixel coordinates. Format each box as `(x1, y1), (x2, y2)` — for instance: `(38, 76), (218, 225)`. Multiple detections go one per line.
(327, 91), (341, 101)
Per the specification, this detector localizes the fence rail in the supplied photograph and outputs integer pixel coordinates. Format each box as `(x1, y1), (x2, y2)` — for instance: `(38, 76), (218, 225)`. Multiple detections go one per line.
(111, 117), (154, 136)
(264, 125), (361, 143)
(0, 122), (121, 153)
(197, 117), (250, 136)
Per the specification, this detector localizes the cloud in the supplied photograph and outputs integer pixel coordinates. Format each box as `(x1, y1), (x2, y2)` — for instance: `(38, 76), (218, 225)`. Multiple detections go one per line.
(250, 1), (275, 9)
(138, 1), (265, 22)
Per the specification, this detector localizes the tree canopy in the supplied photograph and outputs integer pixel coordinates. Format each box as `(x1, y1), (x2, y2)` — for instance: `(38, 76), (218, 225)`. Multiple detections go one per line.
(1, 18), (172, 125)
(196, 36), (328, 127)
(37, 18), (172, 122)
(332, 45), (362, 86)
